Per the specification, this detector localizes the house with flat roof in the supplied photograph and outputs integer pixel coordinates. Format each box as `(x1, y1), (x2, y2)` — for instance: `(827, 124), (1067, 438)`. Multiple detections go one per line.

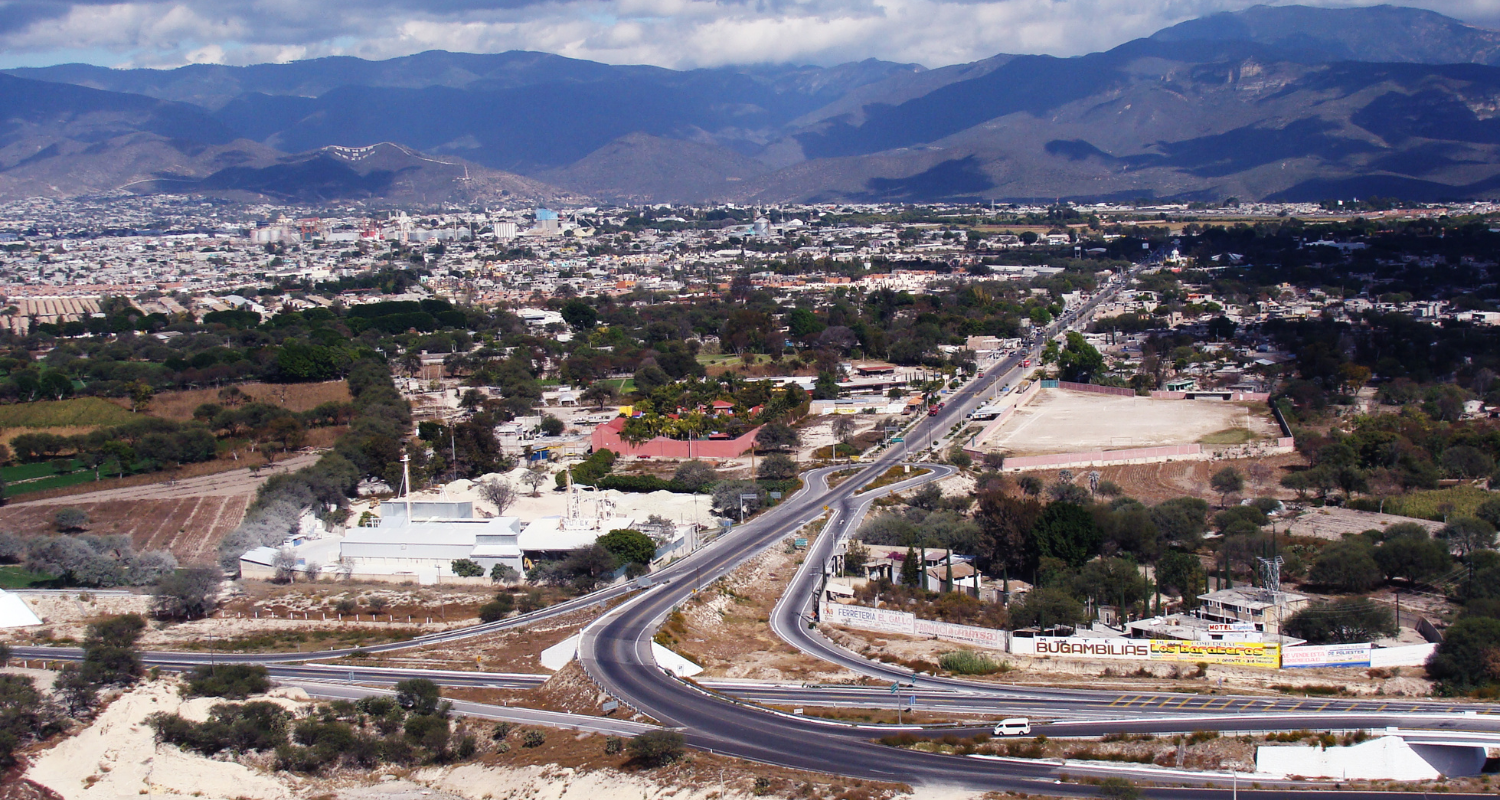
(1196, 587), (1309, 636)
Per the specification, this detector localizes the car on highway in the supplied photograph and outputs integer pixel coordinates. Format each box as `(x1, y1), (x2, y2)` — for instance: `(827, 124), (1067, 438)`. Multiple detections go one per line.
(994, 718), (1031, 736)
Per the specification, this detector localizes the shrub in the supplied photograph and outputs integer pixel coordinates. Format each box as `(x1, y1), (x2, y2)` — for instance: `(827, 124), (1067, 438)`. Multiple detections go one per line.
(478, 593), (515, 622)
(938, 650), (1002, 675)
(522, 729), (545, 748)
(628, 729), (685, 766)
(605, 736), (623, 755)
(183, 664), (271, 699)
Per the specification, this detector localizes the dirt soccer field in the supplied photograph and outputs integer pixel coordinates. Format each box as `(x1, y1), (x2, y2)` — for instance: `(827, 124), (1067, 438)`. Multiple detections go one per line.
(986, 389), (1278, 456)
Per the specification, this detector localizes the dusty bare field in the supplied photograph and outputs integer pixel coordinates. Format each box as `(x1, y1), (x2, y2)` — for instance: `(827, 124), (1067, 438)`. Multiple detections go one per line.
(660, 518), (859, 683)
(1283, 507), (1444, 540)
(986, 390), (1277, 456)
(1031, 452), (1306, 505)
(19, 675), (915, 800)
(117, 380), (353, 421)
(0, 495), (250, 563)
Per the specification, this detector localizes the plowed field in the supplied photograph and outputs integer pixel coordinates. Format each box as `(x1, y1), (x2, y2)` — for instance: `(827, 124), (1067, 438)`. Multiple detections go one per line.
(0, 495), (249, 564)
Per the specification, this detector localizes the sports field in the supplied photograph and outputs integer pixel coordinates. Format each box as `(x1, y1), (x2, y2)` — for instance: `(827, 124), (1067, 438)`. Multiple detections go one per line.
(984, 389), (1278, 456)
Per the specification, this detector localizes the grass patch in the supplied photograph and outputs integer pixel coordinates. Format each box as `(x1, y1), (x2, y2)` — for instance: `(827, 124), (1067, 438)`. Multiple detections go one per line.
(938, 650), (1006, 675)
(0, 565), (57, 589)
(5, 469), (106, 497)
(856, 466), (932, 495)
(697, 354), (770, 366)
(1381, 485), (1494, 522)
(173, 627), (424, 654)
(1198, 427), (1257, 445)
(0, 397), (137, 428)
(825, 468), (860, 490)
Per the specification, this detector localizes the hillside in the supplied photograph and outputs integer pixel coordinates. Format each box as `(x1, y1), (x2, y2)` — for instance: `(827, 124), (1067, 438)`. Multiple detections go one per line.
(8, 4), (1500, 202)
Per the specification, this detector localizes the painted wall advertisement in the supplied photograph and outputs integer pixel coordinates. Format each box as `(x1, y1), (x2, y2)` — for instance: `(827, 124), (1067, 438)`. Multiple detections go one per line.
(1281, 643), (1372, 668)
(822, 602), (914, 635)
(915, 618), (1007, 650)
(1010, 636), (1152, 660)
(1149, 640), (1280, 669)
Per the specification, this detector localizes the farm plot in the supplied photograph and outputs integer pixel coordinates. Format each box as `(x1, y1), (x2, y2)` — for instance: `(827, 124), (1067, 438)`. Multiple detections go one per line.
(0, 495), (249, 564)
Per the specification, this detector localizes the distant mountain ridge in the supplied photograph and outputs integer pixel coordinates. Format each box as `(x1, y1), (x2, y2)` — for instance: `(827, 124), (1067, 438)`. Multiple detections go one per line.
(6, 4), (1500, 203)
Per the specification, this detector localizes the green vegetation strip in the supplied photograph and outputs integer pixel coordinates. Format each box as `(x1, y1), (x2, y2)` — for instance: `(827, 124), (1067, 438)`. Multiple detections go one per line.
(856, 466), (932, 494)
(0, 397), (137, 428)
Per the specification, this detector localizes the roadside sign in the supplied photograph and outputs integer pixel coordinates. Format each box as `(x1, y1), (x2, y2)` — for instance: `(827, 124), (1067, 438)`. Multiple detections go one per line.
(890, 682), (899, 694)
(769, 491), (783, 499)
(889, 437), (904, 443)
(794, 538), (808, 548)
(602, 699), (619, 713)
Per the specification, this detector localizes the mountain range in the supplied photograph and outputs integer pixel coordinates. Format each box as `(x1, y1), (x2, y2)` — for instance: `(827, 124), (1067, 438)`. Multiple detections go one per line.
(7, 4), (1500, 204)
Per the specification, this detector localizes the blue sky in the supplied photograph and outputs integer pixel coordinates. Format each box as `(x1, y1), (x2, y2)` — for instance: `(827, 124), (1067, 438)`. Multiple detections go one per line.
(0, 0), (1497, 71)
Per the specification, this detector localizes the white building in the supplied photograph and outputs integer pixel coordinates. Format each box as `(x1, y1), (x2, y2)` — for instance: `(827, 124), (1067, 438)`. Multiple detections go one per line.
(337, 499), (523, 584)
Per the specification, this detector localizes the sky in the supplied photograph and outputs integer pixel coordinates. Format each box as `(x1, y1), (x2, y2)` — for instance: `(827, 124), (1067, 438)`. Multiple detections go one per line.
(1, 0), (1499, 71)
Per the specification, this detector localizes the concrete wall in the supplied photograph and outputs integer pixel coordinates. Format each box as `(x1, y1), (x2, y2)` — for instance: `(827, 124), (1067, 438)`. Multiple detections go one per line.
(1057, 380), (1133, 397)
(1001, 443), (1206, 471)
(1257, 736), (1484, 780)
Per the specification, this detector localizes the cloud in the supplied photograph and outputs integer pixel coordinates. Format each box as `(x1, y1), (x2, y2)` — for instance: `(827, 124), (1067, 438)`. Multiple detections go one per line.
(0, 0), (1498, 70)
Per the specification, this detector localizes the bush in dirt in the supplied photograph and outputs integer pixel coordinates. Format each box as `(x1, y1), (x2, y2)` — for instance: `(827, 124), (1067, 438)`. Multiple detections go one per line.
(938, 650), (1003, 675)
(53, 507), (89, 533)
(628, 729), (685, 766)
(183, 664), (271, 699)
(153, 567), (220, 619)
(521, 729), (545, 748)
(395, 678), (444, 716)
(477, 592), (515, 622)
(148, 701), (290, 755)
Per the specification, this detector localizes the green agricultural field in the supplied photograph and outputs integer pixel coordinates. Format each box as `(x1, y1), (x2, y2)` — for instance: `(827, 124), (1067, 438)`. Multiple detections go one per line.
(697, 353), (771, 366)
(1382, 485), (1494, 522)
(0, 397), (137, 428)
(0, 565), (56, 589)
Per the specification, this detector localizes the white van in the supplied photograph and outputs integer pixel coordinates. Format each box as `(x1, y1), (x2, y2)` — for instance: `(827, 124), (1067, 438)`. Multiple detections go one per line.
(993, 718), (1031, 736)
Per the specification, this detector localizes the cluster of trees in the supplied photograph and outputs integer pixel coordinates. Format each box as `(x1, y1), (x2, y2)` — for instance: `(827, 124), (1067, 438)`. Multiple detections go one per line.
(1283, 415), (1500, 503)
(219, 360), (402, 571)
(150, 677), (478, 771)
(11, 416), (218, 478)
(0, 532), (176, 588)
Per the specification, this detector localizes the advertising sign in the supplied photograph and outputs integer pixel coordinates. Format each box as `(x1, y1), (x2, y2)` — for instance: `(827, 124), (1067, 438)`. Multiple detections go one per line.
(914, 618), (1006, 651)
(1150, 640), (1280, 669)
(1011, 636), (1152, 660)
(823, 603), (914, 635)
(1281, 643), (1372, 668)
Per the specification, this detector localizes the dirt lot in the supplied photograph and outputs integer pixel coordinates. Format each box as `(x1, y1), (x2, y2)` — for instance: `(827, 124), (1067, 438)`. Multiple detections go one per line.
(1283, 507), (1444, 540)
(984, 390), (1278, 456)
(1036, 452), (1306, 505)
(0, 495), (250, 564)
(659, 517), (859, 683)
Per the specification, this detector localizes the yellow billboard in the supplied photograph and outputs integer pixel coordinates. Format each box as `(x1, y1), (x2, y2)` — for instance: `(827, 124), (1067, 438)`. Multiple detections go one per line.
(1150, 640), (1280, 669)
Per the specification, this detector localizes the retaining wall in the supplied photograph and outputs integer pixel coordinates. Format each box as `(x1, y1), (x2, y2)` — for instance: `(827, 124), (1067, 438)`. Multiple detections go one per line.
(1001, 443), (1205, 471)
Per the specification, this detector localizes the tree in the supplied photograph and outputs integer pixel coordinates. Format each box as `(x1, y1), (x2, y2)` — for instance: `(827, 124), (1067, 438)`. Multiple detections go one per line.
(900, 546), (921, 586)
(755, 423), (800, 452)
(539, 415), (565, 436)
(1428, 615), (1500, 691)
(522, 463), (549, 497)
(829, 415), (855, 461)
(539, 544), (618, 592)
(843, 539), (870, 576)
(1308, 540), (1382, 592)
(581, 381), (617, 409)
(757, 452), (798, 481)
(628, 730), (685, 766)
(183, 664), (271, 699)
(152, 567), (220, 620)
(711, 481), (766, 519)
(272, 548), (299, 583)
(1157, 551), (1205, 607)
(1030, 502), (1101, 568)
(1374, 533), (1452, 584)
(673, 460), (718, 491)
(126, 379), (154, 413)
(561, 299), (598, 330)
(490, 563), (519, 583)
(479, 479), (518, 516)
(1056, 332), (1105, 383)
(81, 614), (145, 686)
(451, 559), (485, 578)
(0, 673), (51, 767)
(53, 507), (89, 533)
(1285, 599), (1396, 644)
(395, 678), (444, 716)
(1151, 497), (1209, 549)
(1442, 517), (1497, 558)
(1009, 587), (1086, 630)
(812, 371), (840, 400)
(1017, 476), (1043, 497)
(597, 529), (656, 566)
(1210, 467), (1244, 507)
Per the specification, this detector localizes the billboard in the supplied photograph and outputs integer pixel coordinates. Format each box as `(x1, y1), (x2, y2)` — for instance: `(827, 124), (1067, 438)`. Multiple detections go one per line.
(1150, 640), (1280, 669)
(1281, 643), (1372, 668)
(1011, 636), (1153, 660)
